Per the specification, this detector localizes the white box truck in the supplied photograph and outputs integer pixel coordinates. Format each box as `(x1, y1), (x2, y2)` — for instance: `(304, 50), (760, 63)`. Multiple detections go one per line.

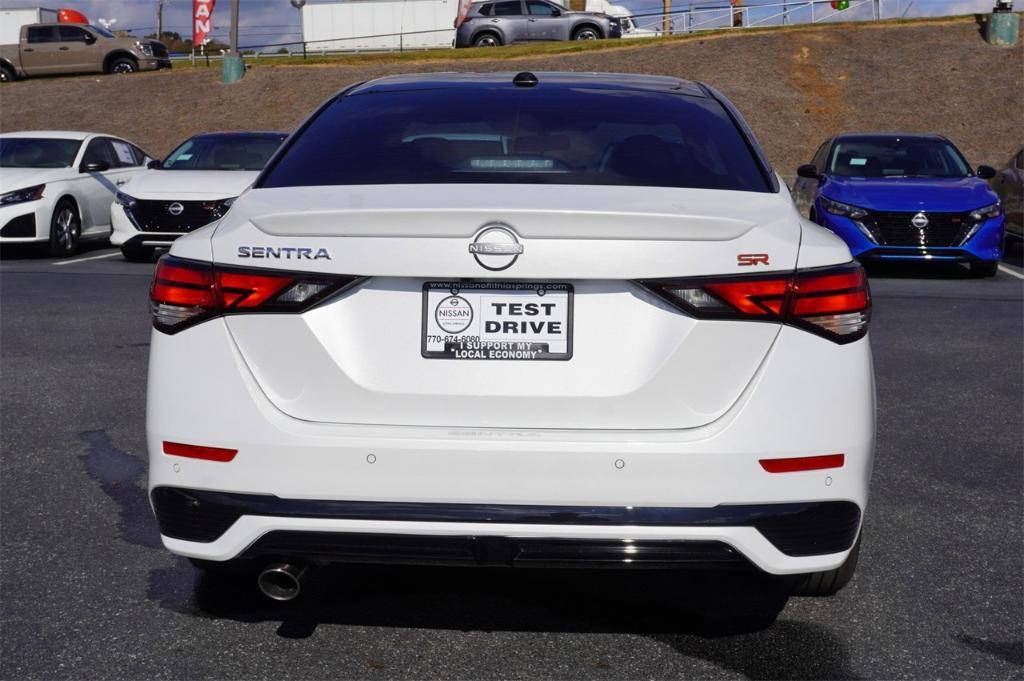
(0, 7), (58, 46)
(300, 0), (457, 52)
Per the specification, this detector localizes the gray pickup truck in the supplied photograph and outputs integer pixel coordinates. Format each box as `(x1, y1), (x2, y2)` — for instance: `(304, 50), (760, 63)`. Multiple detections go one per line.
(0, 23), (170, 82)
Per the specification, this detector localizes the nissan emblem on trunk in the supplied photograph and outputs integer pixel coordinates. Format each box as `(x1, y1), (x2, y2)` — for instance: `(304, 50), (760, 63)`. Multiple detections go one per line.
(167, 202), (184, 216)
(469, 224), (523, 271)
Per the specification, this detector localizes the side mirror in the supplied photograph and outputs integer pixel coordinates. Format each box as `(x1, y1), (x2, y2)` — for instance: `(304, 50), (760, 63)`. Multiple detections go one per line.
(976, 165), (996, 180)
(551, 8), (561, 15)
(80, 160), (110, 173)
(796, 163), (821, 180)
(83, 33), (96, 44)
(147, 159), (161, 169)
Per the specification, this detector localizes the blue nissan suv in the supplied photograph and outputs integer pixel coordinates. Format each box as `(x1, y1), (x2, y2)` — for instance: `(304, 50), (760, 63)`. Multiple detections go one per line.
(793, 133), (1004, 277)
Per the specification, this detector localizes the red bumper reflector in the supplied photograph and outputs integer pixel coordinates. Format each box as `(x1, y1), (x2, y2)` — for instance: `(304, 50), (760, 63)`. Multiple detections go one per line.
(163, 441), (238, 462)
(759, 453), (845, 473)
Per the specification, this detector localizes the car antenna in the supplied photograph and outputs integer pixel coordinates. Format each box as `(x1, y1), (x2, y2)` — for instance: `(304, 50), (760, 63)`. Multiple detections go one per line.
(513, 72), (539, 88)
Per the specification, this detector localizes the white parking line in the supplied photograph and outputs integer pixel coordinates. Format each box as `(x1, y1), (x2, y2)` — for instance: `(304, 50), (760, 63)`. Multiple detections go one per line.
(53, 251), (121, 266)
(998, 264), (1024, 280)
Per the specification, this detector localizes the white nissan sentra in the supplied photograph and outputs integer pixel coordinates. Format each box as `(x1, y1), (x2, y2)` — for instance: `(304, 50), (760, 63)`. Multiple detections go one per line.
(147, 72), (874, 602)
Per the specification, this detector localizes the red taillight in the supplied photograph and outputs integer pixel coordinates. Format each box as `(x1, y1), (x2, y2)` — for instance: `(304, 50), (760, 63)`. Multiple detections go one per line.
(638, 262), (871, 344)
(163, 441), (238, 462)
(150, 256), (359, 334)
(760, 453), (845, 473)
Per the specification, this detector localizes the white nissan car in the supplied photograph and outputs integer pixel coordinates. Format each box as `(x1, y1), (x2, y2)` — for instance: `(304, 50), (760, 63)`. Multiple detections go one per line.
(147, 73), (875, 603)
(0, 131), (151, 256)
(111, 131), (286, 261)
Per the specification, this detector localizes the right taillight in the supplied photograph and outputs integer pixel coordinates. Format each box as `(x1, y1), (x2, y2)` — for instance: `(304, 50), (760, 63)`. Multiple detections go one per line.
(637, 262), (871, 344)
(150, 256), (360, 334)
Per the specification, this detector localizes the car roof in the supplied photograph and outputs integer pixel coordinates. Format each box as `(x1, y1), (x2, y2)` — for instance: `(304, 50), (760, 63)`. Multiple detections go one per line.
(0, 131), (98, 141)
(347, 72), (708, 98)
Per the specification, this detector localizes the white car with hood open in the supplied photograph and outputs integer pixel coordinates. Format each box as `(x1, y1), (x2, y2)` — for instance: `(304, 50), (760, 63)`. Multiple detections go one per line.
(147, 72), (874, 604)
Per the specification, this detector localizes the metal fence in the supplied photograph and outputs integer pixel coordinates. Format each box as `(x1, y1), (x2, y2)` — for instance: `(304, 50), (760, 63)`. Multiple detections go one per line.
(166, 0), (984, 60)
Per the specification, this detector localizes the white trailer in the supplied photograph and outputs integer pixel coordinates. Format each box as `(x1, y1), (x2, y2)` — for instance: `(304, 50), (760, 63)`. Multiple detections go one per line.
(300, 0), (457, 52)
(0, 7), (58, 45)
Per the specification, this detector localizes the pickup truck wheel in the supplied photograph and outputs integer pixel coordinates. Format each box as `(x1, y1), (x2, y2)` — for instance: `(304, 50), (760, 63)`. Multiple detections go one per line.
(109, 57), (138, 74)
(0, 63), (15, 83)
(572, 26), (601, 40)
(48, 200), (81, 258)
(473, 33), (501, 47)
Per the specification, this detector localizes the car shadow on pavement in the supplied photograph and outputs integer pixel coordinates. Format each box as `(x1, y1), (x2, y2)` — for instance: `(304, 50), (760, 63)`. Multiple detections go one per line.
(0, 239), (113, 261)
(146, 560), (857, 678)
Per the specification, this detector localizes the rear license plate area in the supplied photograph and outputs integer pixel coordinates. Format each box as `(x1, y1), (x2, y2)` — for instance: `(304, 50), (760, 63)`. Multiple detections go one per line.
(422, 282), (573, 360)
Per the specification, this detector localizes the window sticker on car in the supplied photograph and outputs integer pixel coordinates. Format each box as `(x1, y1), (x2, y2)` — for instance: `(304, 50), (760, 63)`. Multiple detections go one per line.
(111, 141), (136, 165)
(849, 158), (867, 166)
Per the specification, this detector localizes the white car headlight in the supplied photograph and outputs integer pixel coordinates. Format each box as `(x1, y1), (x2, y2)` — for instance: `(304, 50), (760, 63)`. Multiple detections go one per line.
(0, 184), (45, 206)
(134, 40), (154, 56)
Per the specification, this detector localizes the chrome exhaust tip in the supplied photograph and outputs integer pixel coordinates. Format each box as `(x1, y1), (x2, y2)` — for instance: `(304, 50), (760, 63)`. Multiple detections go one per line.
(257, 562), (308, 601)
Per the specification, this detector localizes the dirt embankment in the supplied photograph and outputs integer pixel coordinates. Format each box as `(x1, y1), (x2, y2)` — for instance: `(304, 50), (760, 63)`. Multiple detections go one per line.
(1, 18), (1021, 173)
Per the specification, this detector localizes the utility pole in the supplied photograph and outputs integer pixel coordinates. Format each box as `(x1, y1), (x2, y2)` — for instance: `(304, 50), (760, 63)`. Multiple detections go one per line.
(230, 0), (240, 53)
(663, 0), (671, 34)
(156, 0), (164, 39)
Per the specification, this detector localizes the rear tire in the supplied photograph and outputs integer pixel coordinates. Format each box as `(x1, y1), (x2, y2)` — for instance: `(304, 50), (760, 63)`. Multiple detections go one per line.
(108, 57), (138, 74)
(473, 32), (501, 47)
(0, 63), (15, 83)
(970, 261), (999, 278)
(48, 199), (81, 258)
(121, 244), (156, 262)
(789, 535), (860, 597)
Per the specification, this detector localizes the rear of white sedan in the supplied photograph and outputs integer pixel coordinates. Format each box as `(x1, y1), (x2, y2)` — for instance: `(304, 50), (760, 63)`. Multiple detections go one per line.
(147, 73), (874, 601)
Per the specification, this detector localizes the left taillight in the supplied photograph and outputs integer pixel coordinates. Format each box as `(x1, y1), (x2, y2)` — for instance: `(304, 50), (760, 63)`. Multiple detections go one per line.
(637, 262), (871, 344)
(150, 255), (359, 334)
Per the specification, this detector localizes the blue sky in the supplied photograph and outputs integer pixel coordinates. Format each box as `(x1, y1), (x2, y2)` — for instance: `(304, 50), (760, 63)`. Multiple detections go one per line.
(0, 0), (996, 50)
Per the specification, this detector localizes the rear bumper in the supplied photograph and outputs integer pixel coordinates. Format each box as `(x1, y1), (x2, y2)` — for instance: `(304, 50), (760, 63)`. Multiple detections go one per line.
(147, 319), (875, 575)
(152, 487), (860, 566)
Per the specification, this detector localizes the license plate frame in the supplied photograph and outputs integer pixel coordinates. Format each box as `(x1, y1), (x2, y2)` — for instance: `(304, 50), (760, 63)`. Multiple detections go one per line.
(421, 281), (574, 361)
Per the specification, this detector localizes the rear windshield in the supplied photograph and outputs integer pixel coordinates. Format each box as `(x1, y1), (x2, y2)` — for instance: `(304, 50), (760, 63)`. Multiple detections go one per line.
(160, 134), (287, 171)
(0, 138), (81, 168)
(260, 86), (771, 191)
(828, 137), (971, 178)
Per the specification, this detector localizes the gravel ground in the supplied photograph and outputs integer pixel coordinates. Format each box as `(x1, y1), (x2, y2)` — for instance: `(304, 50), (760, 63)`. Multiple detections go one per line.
(1, 18), (1022, 175)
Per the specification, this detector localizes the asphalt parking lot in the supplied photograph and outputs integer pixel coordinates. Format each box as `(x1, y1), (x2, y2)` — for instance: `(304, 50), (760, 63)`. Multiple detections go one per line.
(1, 244), (1021, 680)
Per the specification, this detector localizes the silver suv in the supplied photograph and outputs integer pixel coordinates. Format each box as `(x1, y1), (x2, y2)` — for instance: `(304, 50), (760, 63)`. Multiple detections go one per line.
(455, 0), (621, 47)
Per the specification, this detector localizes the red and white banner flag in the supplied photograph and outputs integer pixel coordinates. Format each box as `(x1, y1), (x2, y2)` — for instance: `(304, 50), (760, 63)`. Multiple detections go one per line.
(454, 0), (473, 28)
(193, 0), (217, 45)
